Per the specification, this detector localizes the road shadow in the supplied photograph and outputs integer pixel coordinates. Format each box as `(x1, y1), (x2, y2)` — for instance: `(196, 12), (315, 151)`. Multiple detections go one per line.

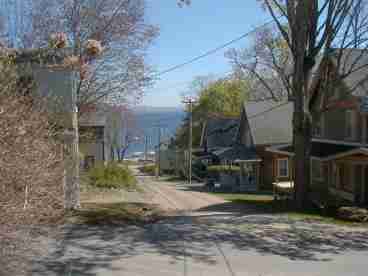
(31, 201), (368, 275)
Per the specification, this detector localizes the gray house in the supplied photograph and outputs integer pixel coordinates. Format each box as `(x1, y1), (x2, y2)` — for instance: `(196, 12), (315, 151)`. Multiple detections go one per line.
(236, 100), (294, 191)
(200, 114), (239, 163)
(268, 49), (368, 205)
(79, 105), (126, 168)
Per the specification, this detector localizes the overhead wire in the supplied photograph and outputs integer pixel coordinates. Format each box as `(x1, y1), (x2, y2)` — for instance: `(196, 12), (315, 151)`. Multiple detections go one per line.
(154, 18), (278, 78)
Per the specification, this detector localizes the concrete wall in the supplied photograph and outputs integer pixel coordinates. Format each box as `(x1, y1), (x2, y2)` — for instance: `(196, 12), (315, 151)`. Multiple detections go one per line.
(79, 142), (104, 168)
(25, 65), (77, 129)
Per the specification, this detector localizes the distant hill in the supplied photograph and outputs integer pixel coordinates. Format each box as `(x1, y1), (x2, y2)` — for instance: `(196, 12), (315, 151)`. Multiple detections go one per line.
(126, 106), (185, 156)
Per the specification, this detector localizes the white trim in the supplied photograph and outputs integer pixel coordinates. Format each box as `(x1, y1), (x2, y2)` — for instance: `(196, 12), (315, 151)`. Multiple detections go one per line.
(267, 142), (368, 161)
(311, 156), (324, 161)
(277, 158), (289, 178)
(234, 159), (262, 163)
(266, 144), (294, 156)
(323, 148), (368, 162)
(312, 138), (367, 147)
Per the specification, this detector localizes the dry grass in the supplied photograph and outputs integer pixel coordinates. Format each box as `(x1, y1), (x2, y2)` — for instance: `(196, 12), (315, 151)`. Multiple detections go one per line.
(71, 184), (162, 225)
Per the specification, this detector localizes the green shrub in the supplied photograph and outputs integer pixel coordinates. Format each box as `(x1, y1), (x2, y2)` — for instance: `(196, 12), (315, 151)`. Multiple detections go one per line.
(87, 162), (137, 190)
(207, 165), (240, 173)
(139, 164), (157, 175)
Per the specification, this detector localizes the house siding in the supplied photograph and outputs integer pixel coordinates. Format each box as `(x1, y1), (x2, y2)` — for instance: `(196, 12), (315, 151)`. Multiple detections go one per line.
(256, 145), (274, 189)
(312, 78), (363, 143)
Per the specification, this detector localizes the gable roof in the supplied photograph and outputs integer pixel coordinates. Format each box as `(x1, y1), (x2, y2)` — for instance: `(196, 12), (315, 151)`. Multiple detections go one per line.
(244, 100), (293, 145)
(327, 48), (368, 97)
(212, 145), (261, 162)
(201, 115), (239, 149)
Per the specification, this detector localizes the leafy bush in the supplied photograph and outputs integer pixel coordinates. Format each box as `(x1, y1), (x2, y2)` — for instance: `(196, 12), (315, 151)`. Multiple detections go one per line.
(206, 165), (240, 180)
(139, 164), (157, 175)
(88, 162), (137, 189)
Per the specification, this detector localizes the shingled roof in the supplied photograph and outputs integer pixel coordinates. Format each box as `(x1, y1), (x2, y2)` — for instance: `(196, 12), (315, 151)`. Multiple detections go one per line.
(244, 100), (293, 146)
(320, 48), (368, 98)
(201, 115), (239, 150)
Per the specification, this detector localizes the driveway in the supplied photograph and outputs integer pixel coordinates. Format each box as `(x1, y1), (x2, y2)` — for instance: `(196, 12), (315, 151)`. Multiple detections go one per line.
(31, 176), (368, 276)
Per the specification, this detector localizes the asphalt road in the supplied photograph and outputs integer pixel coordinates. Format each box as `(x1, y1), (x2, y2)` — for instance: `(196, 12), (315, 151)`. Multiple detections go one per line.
(31, 175), (368, 276)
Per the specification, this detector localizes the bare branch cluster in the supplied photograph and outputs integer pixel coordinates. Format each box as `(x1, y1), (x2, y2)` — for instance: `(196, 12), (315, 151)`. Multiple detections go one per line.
(12, 0), (158, 108)
(0, 62), (64, 227)
(226, 25), (292, 101)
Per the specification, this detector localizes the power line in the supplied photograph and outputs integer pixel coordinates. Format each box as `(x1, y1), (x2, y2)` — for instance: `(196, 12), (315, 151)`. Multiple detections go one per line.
(154, 18), (277, 78)
(149, 70), (235, 99)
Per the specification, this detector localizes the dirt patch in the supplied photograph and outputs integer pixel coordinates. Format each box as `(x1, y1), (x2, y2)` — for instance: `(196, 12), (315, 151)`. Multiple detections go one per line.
(69, 202), (165, 225)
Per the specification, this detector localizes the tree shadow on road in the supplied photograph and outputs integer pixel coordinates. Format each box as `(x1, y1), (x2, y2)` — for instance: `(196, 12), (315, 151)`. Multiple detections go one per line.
(31, 201), (368, 275)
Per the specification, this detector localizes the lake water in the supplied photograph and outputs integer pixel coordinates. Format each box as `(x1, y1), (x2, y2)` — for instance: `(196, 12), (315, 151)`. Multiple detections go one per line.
(126, 107), (185, 157)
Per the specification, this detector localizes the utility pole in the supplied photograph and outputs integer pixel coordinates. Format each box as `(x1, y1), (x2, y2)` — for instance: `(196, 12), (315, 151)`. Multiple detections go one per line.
(157, 127), (161, 177)
(144, 135), (148, 162)
(153, 125), (165, 178)
(182, 97), (197, 185)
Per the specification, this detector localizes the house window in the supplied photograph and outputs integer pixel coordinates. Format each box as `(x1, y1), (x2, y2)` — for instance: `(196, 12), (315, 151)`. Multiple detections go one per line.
(84, 155), (95, 170)
(314, 114), (324, 137)
(277, 158), (289, 178)
(311, 159), (324, 181)
(345, 110), (356, 140)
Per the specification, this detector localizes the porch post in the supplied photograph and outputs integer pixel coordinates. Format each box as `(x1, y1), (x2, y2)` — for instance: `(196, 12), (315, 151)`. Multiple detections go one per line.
(239, 163), (244, 186)
(362, 165), (366, 204)
(256, 163), (260, 191)
(362, 115), (367, 144)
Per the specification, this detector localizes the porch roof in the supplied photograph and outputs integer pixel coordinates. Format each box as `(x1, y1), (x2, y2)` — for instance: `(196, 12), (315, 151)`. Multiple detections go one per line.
(212, 145), (261, 162)
(267, 141), (368, 161)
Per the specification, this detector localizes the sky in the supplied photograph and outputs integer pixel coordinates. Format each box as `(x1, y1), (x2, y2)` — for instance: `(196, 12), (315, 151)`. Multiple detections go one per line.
(142, 0), (271, 108)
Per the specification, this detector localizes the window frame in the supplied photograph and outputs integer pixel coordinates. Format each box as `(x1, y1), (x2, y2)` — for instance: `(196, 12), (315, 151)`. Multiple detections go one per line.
(345, 110), (356, 140)
(277, 158), (289, 178)
(314, 113), (325, 138)
(311, 159), (324, 181)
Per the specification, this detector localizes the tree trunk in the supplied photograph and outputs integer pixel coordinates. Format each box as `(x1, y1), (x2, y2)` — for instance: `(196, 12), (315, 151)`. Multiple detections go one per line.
(64, 111), (80, 210)
(116, 148), (121, 161)
(292, 51), (313, 210)
(292, 23), (312, 209)
(111, 146), (115, 161)
(293, 115), (312, 209)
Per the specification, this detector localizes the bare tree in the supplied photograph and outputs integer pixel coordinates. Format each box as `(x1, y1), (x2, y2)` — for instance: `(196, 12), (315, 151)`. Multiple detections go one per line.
(11, 0), (158, 109)
(0, 57), (64, 225)
(227, 25), (292, 102)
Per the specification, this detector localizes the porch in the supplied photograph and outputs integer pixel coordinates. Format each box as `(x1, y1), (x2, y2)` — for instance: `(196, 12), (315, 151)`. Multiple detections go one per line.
(267, 142), (368, 205)
(236, 161), (262, 192)
(326, 154), (368, 205)
(212, 145), (262, 192)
